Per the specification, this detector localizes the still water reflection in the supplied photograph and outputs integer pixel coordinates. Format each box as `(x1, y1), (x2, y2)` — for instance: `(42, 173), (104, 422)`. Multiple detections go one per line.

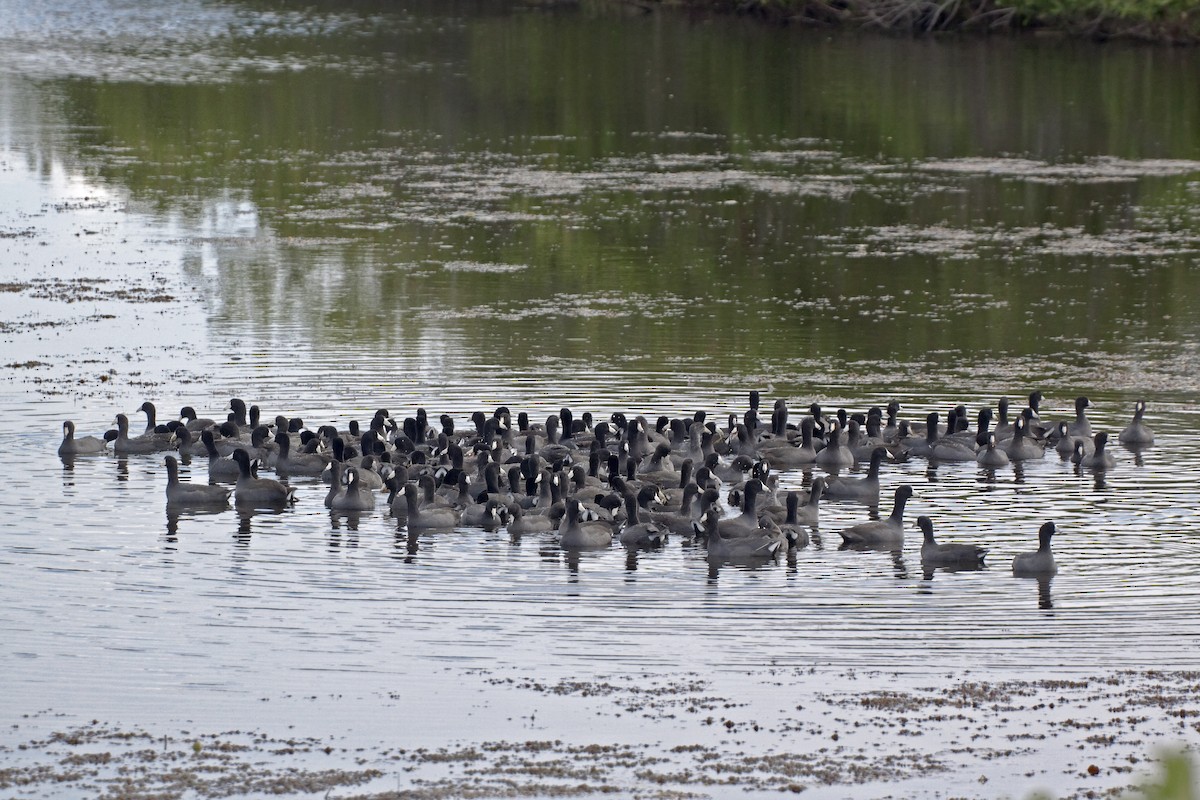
(2, 0), (1200, 391)
(1, 1), (1199, 794)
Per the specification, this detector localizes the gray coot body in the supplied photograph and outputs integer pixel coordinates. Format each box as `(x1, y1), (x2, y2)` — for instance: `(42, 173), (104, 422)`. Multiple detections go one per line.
(917, 516), (987, 567)
(58, 421), (108, 456)
(165, 455), (231, 507)
(1118, 401), (1154, 445)
(231, 448), (296, 507)
(1012, 522), (1058, 577)
(839, 485), (914, 547)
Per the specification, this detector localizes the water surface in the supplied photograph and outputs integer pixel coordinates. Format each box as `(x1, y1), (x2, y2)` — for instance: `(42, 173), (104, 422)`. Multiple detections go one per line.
(1, 2), (1199, 797)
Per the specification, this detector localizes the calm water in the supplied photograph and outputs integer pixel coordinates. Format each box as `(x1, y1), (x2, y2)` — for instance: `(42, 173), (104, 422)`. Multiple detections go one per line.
(2, 1), (1199, 797)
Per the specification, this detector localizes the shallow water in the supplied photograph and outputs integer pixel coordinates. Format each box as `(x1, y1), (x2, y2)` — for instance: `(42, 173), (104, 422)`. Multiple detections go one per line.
(2, 1), (1200, 797)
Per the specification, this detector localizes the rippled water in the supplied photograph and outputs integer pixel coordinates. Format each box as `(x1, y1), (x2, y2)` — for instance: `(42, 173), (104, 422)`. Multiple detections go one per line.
(14, 403), (1200, 684)
(2, 1), (1200, 797)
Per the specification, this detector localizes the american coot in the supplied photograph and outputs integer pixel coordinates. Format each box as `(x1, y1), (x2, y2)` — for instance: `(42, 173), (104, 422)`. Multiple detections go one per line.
(778, 481), (824, 549)
(558, 498), (613, 549)
(623, 417), (654, 464)
(618, 494), (666, 547)
(1026, 390), (1045, 422)
(916, 516), (987, 567)
(113, 413), (168, 455)
(1073, 432), (1115, 470)
(229, 398), (252, 432)
(758, 419), (819, 468)
(1066, 396), (1092, 439)
(839, 485), (914, 547)
(1012, 522), (1058, 577)
(1023, 394), (1051, 439)
(506, 502), (554, 535)
(683, 421), (709, 465)
(180, 406), (216, 433)
(200, 430), (242, 482)
(823, 447), (886, 502)
(807, 403), (830, 438)
(953, 408), (994, 449)
(992, 397), (1014, 441)
(718, 479), (768, 537)
(1118, 400), (1154, 445)
(200, 427), (242, 458)
(460, 497), (509, 530)
(169, 425), (206, 459)
(650, 484), (712, 537)
(695, 507), (783, 562)
(710, 452), (755, 484)
(274, 431), (328, 477)
(637, 443), (680, 487)
(324, 460), (348, 509)
(656, 459), (694, 511)
(58, 420), (108, 456)
(903, 412), (941, 458)
(326, 461), (376, 512)
(403, 482), (460, 530)
(231, 448), (296, 507)
(350, 454), (386, 491)
(164, 455), (232, 507)
(517, 468), (558, 511)
(788, 477), (825, 528)
(931, 432), (977, 462)
(1054, 421), (1092, 459)
(881, 401), (902, 441)
(138, 401), (176, 437)
(851, 411), (889, 461)
(976, 433), (1010, 468)
(814, 423), (854, 470)
(237, 426), (275, 467)
(1003, 417), (1044, 461)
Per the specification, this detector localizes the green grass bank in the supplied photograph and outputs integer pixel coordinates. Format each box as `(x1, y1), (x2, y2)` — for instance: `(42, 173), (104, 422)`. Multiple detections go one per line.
(642, 0), (1200, 42)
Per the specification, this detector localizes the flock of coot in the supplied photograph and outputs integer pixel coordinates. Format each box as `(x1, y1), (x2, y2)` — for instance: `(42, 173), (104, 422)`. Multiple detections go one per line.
(57, 391), (1155, 577)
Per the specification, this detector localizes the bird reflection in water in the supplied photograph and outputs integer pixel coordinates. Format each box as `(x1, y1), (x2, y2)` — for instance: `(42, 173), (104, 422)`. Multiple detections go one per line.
(327, 511), (361, 550)
(329, 510), (362, 533)
(235, 511), (253, 548)
(1037, 576), (1054, 610)
(393, 529), (419, 563)
(164, 506), (224, 544)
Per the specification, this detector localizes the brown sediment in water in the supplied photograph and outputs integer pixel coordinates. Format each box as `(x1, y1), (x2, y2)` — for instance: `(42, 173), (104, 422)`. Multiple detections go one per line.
(3, 669), (1196, 799)
(0, 277), (177, 305)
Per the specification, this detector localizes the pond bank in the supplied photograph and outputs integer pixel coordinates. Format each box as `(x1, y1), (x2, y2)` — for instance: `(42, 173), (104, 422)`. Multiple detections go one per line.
(634, 0), (1200, 43)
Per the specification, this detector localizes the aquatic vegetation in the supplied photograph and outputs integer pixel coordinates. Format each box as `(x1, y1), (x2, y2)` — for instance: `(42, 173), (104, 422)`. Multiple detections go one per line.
(665, 0), (1200, 41)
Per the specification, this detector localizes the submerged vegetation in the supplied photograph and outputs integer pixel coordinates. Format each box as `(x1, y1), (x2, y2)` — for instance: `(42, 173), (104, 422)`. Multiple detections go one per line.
(652, 0), (1200, 42)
